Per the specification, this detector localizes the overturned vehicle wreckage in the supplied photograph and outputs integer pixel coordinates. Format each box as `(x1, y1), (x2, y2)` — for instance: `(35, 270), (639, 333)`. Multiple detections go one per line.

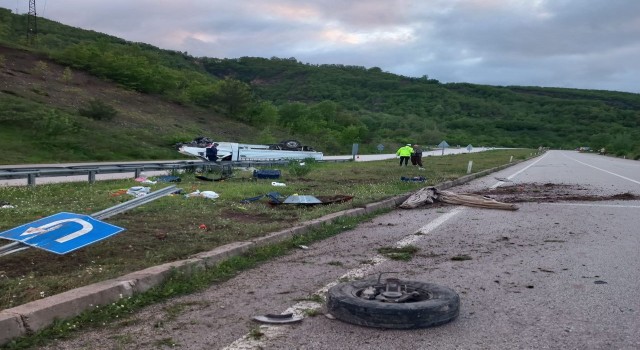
(176, 137), (323, 161)
(327, 274), (460, 329)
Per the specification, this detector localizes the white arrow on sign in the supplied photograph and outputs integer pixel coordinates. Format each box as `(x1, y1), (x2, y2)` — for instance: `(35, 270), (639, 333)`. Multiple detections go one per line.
(19, 218), (94, 243)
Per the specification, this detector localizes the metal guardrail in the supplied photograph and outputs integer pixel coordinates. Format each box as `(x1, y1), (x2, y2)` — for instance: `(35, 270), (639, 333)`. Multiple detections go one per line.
(0, 159), (350, 186)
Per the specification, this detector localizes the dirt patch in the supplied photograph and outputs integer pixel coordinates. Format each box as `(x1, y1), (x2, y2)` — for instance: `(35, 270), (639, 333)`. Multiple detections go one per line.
(221, 209), (273, 224)
(474, 183), (640, 203)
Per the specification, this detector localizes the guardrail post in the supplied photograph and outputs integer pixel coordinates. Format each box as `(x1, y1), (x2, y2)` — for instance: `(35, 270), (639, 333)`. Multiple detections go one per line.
(88, 171), (96, 184)
(134, 168), (142, 178)
(27, 173), (36, 186)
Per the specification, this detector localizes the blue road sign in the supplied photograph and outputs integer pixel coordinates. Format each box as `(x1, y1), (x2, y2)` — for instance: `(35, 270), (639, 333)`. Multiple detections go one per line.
(0, 212), (125, 255)
(438, 140), (450, 148)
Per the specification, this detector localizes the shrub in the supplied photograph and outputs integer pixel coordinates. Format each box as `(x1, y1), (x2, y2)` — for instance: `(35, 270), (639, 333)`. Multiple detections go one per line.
(60, 67), (73, 84)
(78, 99), (118, 121)
(287, 159), (313, 177)
(32, 61), (49, 80)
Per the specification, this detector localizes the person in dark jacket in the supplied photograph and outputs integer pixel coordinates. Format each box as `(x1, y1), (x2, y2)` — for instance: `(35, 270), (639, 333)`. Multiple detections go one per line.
(411, 144), (425, 170)
(205, 143), (218, 162)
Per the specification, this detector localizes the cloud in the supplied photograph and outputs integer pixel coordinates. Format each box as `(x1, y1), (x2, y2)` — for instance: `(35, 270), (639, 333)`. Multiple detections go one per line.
(1, 0), (638, 92)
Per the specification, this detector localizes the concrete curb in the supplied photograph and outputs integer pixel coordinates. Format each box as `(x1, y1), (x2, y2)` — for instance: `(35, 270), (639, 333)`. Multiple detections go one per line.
(0, 156), (533, 345)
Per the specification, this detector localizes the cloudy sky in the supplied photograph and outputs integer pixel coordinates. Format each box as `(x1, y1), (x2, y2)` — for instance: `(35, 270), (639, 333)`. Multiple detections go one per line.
(3, 0), (639, 93)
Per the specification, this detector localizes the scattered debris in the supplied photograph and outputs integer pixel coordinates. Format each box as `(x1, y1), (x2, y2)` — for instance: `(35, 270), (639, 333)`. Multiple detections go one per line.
(401, 176), (427, 182)
(253, 169), (281, 179)
(195, 174), (231, 182)
(495, 177), (512, 182)
(271, 181), (286, 187)
(594, 280), (608, 284)
(110, 189), (128, 197)
(284, 195), (321, 204)
(473, 183), (640, 203)
(252, 313), (303, 324)
(327, 277), (459, 329)
(195, 175), (214, 182)
(298, 245), (309, 250)
(156, 175), (182, 183)
(240, 192), (286, 204)
(378, 246), (419, 261)
(270, 195), (354, 206)
(400, 187), (518, 210)
(126, 186), (151, 197)
(184, 190), (219, 199)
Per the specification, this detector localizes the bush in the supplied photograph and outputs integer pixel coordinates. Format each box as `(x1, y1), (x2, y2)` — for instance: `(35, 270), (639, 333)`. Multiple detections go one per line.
(78, 99), (118, 121)
(287, 159), (314, 177)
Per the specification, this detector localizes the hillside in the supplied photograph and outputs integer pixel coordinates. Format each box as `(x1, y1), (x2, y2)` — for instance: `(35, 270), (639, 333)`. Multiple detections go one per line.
(1, 7), (639, 163)
(0, 45), (263, 164)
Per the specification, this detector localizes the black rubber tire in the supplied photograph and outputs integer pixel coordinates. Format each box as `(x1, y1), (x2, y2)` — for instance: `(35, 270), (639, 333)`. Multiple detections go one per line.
(327, 280), (459, 329)
(280, 139), (302, 149)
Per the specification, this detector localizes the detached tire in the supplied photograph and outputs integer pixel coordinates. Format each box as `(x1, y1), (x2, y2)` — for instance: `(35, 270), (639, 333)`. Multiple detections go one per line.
(327, 280), (459, 329)
(280, 139), (302, 149)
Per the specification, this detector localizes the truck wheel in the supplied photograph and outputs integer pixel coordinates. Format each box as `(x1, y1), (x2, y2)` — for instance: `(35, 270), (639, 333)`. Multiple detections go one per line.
(327, 279), (459, 329)
(281, 140), (302, 149)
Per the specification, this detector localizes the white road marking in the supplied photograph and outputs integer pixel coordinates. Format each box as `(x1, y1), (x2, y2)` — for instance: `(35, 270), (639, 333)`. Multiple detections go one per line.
(399, 207), (467, 247)
(544, 203), (640, 209)
(563, 154), (640, 185)
(490, 152), (548, 189)
(224, 156), (540, 349)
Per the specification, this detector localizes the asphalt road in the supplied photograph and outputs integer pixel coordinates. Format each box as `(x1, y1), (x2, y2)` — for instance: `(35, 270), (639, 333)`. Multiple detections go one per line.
(40, 150), (640, 350)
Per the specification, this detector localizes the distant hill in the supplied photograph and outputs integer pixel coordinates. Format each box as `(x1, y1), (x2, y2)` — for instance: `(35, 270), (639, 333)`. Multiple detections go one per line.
(1, 7), (639, 163)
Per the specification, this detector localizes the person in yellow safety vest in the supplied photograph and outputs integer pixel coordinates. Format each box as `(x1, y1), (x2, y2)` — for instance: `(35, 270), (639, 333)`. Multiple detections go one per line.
(396, 144), (414, 166)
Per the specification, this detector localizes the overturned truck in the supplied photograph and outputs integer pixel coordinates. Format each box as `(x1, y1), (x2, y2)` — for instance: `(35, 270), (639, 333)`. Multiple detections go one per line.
(177, 137), (323, 162)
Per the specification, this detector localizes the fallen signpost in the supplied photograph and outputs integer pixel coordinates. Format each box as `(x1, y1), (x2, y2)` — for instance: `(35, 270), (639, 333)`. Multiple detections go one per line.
(0, 185), (179, 257)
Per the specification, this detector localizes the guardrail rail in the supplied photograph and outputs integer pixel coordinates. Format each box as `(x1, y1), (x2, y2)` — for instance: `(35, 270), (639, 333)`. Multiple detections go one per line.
(0, 159), (349, 186)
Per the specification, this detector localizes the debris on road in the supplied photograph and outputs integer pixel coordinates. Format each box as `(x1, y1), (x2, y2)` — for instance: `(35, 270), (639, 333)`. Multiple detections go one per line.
(327, 275), (459, 329)
(400, 187), (518, 210)
(252, 313), (303, 324)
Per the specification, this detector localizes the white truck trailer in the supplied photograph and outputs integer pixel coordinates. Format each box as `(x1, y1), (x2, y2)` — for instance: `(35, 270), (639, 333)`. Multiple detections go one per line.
(178, 140), (323, 161)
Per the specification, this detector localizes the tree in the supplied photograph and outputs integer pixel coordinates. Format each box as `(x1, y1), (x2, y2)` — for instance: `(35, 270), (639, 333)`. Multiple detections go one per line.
(249, 101), (278, 126)
(215, 78), (252, 117)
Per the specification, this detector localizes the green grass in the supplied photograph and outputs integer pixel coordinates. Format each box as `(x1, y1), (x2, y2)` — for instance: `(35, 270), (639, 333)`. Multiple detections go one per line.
(377, 245), (420, 261)
(0, 149), (534, 310)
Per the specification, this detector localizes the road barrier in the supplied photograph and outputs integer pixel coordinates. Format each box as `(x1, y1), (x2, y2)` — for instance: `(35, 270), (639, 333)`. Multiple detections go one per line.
(0, 159), (349, 186)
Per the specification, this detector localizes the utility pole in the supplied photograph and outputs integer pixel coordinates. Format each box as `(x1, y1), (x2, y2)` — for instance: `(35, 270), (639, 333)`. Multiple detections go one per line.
(27, 0), (37, 45)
